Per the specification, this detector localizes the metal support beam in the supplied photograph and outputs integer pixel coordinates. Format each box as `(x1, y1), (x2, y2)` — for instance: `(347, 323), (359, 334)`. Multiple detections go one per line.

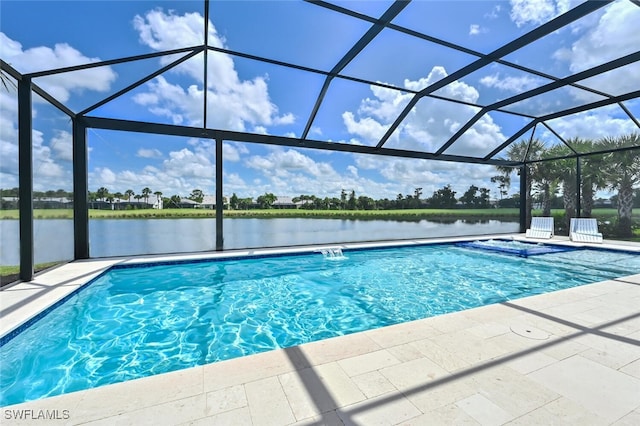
(82, 116), (519, 167)
(576, 156), (582, 218)
(73, 119), (90, 259)
(376, 0), (611, 149)
(519, 165), (527, 233)
(18, 78), (34, 281)
(301, 0), (408, 139)
(215, 138), (224, 250)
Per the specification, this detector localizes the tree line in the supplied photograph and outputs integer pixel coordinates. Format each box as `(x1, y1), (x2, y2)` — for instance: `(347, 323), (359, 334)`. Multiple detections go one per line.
(229, 184), (494, 211)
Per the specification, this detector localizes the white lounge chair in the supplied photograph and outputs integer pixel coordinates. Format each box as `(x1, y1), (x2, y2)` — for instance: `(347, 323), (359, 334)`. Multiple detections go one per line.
(570, 218), (603, 243)
(526, 217), (554, 239)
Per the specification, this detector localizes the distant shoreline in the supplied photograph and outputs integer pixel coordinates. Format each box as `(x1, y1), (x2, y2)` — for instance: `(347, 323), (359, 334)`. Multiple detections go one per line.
(0, 208), (526, 221)
(0, 207), (630, 221)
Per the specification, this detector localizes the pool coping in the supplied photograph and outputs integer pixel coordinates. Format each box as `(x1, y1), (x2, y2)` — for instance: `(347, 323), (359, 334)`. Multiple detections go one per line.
(1, 234), (639, 424)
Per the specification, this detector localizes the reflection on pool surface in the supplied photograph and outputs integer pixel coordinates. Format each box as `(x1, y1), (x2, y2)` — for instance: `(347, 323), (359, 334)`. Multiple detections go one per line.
(2, 241), (639, 406)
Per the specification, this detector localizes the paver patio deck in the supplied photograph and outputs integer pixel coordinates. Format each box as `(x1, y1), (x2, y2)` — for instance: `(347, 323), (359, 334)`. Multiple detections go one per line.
(2, 235), (639, 425)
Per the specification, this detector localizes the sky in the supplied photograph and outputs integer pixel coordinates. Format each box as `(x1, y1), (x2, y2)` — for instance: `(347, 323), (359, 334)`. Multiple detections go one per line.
(0, 0), (638, 201)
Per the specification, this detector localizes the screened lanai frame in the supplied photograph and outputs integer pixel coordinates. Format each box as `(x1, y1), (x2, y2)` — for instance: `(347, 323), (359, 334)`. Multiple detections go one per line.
(1, 0), (639, 282)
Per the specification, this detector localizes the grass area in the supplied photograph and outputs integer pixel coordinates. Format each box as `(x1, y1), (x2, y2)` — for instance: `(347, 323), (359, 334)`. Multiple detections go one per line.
(0, 261), (63, 286)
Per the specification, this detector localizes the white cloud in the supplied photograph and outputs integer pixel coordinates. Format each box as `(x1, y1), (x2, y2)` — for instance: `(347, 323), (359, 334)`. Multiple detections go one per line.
(88, 148), (215, 196)
(552, 1), (640, 99)
(131, 10), (293, 132)
(0, 32), (116, 102)
(544, 107), (639, 140)
(469, 25), (483, 36)
(222, 142), (248, 162)
(479, 73), (545, 93)
(343, 66), (505, 157)
(485, 5), (501, 19)
(137, 148), (163, 159)
(509, 0), (570, 27)
(50, 130), (73, 162)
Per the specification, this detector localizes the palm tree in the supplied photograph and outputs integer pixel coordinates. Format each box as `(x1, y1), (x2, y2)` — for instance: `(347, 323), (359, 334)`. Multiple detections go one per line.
(545, 144), (578, 231)
(124, 189), (134, 202)
(141, 187), (151, 206)
(570, 138), (606, 218)
(599, 133), (640, 238)
(169, 194), (181, 208)
(96, 187), (109, 202)
(495, 139), (544, 227)
(113, 192), (124, 210)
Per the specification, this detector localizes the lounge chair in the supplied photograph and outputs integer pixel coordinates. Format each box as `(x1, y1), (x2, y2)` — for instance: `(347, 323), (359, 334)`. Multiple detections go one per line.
(526, 217), (554, 239)
(570, 218), (603, 243)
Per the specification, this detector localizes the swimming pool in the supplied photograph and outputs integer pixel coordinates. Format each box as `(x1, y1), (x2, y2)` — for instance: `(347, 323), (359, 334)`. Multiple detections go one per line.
(2, 240), (639, 406)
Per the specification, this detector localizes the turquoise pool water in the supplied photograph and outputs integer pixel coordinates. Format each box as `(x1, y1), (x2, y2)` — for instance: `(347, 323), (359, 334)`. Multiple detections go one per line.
(2, 241), (639, 406)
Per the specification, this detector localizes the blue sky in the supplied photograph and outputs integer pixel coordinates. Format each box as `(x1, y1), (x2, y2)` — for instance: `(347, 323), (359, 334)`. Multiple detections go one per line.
(1, 0), (638, 201)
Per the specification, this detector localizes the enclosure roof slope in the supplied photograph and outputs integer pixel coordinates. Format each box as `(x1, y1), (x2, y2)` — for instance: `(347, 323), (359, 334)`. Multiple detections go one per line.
(1, 0), (639, 166)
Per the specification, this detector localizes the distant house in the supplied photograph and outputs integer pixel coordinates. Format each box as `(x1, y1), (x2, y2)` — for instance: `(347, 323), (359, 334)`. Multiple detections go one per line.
(200, 195), (216, 209)
(33, 197), (73, 209)
(175, 199), (201, 209)
(113, 194), (164, 210)
(272, 196), (299, 209)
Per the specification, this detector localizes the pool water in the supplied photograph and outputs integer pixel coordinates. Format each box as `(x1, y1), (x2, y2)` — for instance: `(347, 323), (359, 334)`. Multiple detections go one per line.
(2, 242), (639, 406)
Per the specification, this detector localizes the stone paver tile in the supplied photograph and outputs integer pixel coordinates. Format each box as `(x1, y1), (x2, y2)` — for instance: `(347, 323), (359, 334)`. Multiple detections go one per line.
(203, 347), (305, 392)
(351, 370), (397, 398)
(279, 362), (365, 421)
(409, 338), (470, 372)
(82, 394), (207, 426)
(398, 404), (480, 425)
(612, 409), (640, 426)
(472, 366), (559, 418)
(598, 312), (640, 337)
(528, 355), (640, 423)
(572, 333), (640, 370)
(485, 330), (545, 356)
(465, 321), (511, 339)
(543, 299), (603, 319)
(73, 366), (204, 424)
(619, 358), (640, 379)
(427, 330), (511, 365)
(505, 351), (558, 375)
(385, 343), (425, 362)
(456, 393), (514, 426)
(291, 410), (344, 426)
(337, 391), (421, 426)
(379, 357), (449, 391)
(462, 303), (521, 323)
(245, 376), (295, 426)
(182, 407), (252, 426)
(405, 377), (477, 413)
(364, 320), (441, 348)
(617, 275), (640, 285)
(205, 384), (247, 416)
(506, 396), (609, 426)
(426, 312), (481, 334)
(337, 349), (401, 377)
(300, 333), (382, 366)
(507, 313), (576, 337)
(542, 336), (590, 360)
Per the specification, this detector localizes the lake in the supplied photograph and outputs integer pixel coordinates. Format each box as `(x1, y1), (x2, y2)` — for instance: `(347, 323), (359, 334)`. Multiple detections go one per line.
(0, 217), (519, 266)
